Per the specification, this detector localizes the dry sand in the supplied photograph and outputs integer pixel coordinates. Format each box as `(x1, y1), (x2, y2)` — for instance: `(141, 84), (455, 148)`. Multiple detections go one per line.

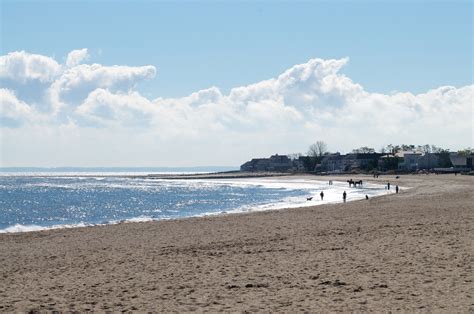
(0, 174), (473, 312)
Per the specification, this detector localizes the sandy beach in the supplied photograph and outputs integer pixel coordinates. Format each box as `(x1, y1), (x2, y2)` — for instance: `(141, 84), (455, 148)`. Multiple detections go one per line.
(0, 174), (472, 312)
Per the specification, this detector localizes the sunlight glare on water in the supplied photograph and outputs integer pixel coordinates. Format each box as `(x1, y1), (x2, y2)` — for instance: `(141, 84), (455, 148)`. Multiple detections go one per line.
(0, 175), (392, 233)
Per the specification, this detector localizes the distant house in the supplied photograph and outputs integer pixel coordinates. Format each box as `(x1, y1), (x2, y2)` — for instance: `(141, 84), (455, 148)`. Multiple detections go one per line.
(398, 152), (423, 171)
(268, 154), (293, 171)
(320, 153), (344, 172)
(292, 157), (306, 172)
(240, 158), (270, 172)
(418, 153), (440, 169)
(320, 153), (381, 172)
(397, 151), (440, 171)
(345, 153), (382, 171)
(449, 153), (474, 170)
(240, 154), (293, 172)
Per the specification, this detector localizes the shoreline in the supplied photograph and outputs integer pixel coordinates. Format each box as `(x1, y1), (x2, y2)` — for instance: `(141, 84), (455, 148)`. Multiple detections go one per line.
(1, 174), (472, 311)
(0, 175), (393, 234)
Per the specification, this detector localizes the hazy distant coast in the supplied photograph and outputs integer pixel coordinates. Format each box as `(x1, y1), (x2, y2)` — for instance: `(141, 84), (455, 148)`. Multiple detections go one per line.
(0, 169), (290, 180)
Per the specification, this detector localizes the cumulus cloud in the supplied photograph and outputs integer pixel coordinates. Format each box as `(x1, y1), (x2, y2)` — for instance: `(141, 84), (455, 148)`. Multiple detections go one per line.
(0, 49), (472, 166)
(76, 88), (155, 127)
(0, 88), (37, 129)
(0, 88), (33, 119)
(0, 51), (61, 83)
(0, 49), (157, 114)
(66, 48), (89, 67)
(48, 63), (156, 112)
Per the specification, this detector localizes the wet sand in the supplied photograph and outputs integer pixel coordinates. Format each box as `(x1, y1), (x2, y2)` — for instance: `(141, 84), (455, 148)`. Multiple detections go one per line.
(0, 174), (473, 312)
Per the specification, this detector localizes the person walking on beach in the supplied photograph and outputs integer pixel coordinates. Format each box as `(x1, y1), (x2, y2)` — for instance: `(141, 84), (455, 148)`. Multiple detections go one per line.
(396, 185), (399, 194)
(320, 191), (324, 200)
(343, 191), (347, 203)
(387, 182), (391, 190)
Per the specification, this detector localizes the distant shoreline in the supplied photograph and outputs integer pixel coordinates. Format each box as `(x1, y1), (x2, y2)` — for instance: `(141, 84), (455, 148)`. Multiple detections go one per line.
(0, 170), (290, 179)
(1, 174), (393, 234)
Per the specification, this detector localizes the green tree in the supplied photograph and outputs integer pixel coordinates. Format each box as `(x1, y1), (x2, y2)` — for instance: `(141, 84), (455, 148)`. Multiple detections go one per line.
(381, 156), (400, 170)
(386, 144), (401, 154)
(418, 144), (432, 154)
(352, 146), (375, 154)
(457, 147), (473, 156)
(436, 149), (452, 167)
(401, 144), (415, 151)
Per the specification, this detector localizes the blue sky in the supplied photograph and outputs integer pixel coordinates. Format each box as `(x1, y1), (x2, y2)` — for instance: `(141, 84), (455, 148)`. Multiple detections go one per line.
(2, 1), (472, 97)
(0, 1), (473, 167)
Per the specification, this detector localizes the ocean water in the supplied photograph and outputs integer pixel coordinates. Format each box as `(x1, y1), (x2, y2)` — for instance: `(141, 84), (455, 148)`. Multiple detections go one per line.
(0, 175), (392, 233)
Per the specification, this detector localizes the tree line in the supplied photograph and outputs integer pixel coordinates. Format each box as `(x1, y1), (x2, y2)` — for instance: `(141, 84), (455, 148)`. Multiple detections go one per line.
(294, 141), (472, 158)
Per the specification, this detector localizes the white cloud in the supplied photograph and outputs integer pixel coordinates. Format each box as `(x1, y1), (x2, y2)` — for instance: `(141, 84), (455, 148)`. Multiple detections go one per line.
(66, 48), (89, 67)
(0, 49), (472, 166)
(76, 88), (155, 127)
(0, 88), (33, 119)
(56, 64), (156, 92)
(0, 49), (157, 114)
(0, 51), (61, 83)
(48, 63), (156, 113)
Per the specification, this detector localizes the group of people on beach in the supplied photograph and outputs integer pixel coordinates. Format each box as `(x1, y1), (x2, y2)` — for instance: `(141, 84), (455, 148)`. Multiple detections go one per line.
(311, 177), (400, 204)
(386, 182), (400, 193)
(314, 189), (347, 202)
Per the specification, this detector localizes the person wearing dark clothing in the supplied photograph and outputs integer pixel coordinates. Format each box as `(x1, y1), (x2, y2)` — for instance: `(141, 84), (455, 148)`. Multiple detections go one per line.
(387, 182), (391, 190)
(343, 191), (347, 203)
(365, 195), (369, 200)
(320, 191), (324, 200)
(396, 185), (399, 194)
